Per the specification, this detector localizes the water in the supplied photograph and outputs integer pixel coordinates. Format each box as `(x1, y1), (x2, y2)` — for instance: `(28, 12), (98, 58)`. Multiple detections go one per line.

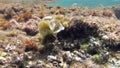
(47, 0), (120, 7)
(0, 0), (45, 4)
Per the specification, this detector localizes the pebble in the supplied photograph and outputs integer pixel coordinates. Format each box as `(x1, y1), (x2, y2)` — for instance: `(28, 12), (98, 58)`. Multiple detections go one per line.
(47, 55), (57, 62)
(36, 60), (43, 64)
(74, 56), (82, 62)
(5, 44), (12, 52)
(43, 16), (53, 20)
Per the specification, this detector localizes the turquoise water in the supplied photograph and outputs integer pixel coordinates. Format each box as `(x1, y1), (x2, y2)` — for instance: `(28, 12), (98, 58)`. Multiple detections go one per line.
(47, 0), (120, 7)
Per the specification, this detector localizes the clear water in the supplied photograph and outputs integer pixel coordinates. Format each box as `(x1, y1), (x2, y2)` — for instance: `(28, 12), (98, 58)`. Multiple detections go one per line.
(47, 0), (120, 7)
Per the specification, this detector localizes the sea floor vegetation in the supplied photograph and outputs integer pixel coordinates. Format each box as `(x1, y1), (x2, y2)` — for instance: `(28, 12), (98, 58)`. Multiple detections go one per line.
(0, 3), (119, 68)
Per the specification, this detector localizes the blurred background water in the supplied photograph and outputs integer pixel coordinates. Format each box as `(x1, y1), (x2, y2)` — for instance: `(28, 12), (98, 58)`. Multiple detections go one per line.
(47, 0), (120, 7)
(0, 0), (120, 7)
(0, 0), (51, 4)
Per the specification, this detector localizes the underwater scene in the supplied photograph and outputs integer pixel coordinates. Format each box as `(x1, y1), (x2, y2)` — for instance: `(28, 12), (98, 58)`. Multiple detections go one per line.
(0, 0), (120, 68)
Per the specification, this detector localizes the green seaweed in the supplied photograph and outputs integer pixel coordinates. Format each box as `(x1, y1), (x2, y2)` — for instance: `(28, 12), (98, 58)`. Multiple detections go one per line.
(81, 44), (89, 51)
(92, 54), (101, 63)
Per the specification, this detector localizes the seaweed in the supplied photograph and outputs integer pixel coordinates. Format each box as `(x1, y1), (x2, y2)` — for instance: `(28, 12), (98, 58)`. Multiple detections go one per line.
(0, 21), (11, 29)
(57, 18), (99, 40)
(23, 39), (37, 51)
(17, 12), (32, 22)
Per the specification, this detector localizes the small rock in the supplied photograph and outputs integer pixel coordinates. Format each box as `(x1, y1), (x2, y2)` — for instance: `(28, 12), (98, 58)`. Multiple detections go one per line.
(74, 56), (82, 62)
(36, 60), (43, 64)
(23, 19), (39, 36)
(47, 55), (57, 62)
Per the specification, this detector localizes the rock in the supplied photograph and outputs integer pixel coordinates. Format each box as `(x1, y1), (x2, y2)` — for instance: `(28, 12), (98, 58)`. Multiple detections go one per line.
(23, 19), (39, 36)
(55, 40), (81, 51)
(36, 60), (43, 64)
(5, 44), (12, 52)
(12, 4), (24, 13)
(63, 51), (73, 62)
(14, 57), (24, 68)
(88, 37), (101, 55)
(47, 55), (57, 62)
(108, 57), (120, 68)
(84, 59), (101, 68)
(74, 56), (82, 61)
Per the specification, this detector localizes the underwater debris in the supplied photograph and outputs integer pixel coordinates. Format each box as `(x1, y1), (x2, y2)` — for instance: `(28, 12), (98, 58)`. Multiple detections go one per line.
(39, 15), (65, 41)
